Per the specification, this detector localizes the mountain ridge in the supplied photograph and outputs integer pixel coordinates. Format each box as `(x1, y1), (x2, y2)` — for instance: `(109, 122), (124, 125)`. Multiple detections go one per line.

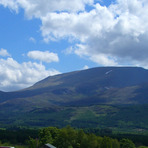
(1, 66), (148, 105)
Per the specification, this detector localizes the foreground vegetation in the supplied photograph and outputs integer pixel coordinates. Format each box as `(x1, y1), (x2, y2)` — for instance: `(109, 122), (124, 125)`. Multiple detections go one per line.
(0, 126), (148, 148)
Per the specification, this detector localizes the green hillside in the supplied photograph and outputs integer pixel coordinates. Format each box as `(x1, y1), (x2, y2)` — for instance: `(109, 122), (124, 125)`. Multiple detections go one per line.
(0, 67), (148, 131)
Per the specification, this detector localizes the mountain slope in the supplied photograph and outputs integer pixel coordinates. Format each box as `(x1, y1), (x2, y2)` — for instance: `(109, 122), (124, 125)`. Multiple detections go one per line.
(0, 67), (148, 129)
(1, 67), (148, 108)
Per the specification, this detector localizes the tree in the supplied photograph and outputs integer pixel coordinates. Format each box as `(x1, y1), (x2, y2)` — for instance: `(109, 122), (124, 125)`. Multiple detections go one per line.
(112, 139), (120, 148)
(39, 128), (53, 146)
(46, 127), (59, 145)
(87, 134), (100, 148)
(100, 136), (112, 148)
(27, 137), (39, 148)
(120, 138), (135, 148)
(54, 126), (77, 148)
(76, 129), (86, 148)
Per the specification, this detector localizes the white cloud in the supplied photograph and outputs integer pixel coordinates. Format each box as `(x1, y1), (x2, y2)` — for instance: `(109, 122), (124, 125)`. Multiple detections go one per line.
(0, 48), (10, 57)
(27, 50), (59, 63)
(83, 65), (89, 70)
(18, 0), (94, 18)
(0, 57), (60, 91)
(0, 0), (19, 12)
(0, 0), (94, 18)
(89, 54), (118, 66)
(1, 0), (148, 68)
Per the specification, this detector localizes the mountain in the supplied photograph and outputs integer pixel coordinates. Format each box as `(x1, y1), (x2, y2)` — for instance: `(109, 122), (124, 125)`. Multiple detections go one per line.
(0, 67), (148, 131)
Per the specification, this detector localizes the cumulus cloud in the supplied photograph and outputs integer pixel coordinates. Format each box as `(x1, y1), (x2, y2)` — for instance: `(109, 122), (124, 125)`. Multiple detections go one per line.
(1, 0), (148, 67)
(0, 0), (94, 18)
(0, 57), (60, 92)
(19, 0), (93, 18)
(0, 0), (18, 12)
(36, 0), (148, 67)
(27, 50), (59, 63)
(0, 48), (11, 57)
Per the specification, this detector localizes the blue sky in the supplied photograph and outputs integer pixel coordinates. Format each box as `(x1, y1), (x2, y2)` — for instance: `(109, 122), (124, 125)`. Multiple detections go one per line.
(0, 0), (148, 91)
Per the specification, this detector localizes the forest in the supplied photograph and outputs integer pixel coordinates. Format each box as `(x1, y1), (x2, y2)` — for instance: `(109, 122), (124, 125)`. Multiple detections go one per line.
(0, 126), (148, 148)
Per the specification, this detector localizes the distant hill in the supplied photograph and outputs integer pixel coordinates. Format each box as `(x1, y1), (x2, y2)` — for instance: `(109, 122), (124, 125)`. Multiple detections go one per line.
(0, 67), (148, 131)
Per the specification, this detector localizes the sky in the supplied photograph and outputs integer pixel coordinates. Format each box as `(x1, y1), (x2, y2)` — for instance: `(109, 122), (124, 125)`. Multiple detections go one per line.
(0, 0), (148, 92)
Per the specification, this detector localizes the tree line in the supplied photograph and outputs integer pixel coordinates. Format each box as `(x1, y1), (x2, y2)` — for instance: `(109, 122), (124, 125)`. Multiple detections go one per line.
(0, 126), (148, 148)
(28, 126), (148, 148)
